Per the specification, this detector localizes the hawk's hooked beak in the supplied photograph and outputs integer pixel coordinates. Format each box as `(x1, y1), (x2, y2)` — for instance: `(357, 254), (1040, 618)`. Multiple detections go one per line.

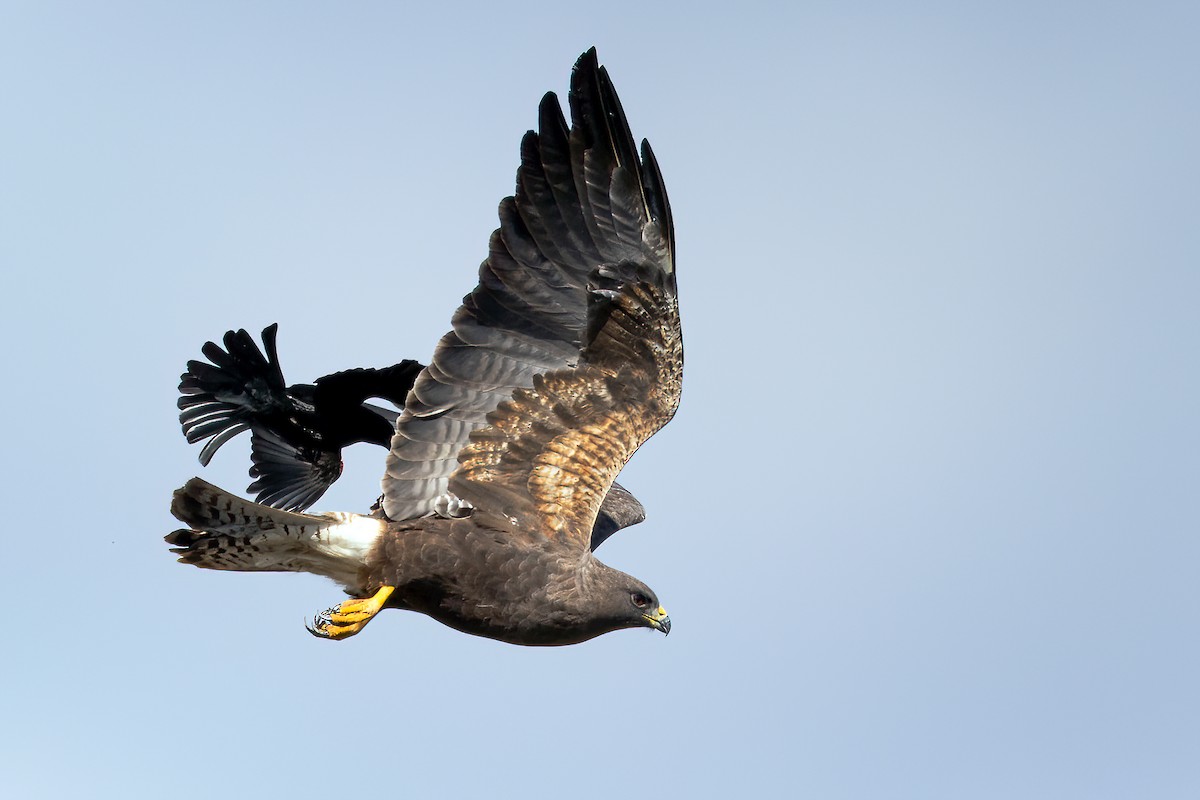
(643, 606), (671, 636)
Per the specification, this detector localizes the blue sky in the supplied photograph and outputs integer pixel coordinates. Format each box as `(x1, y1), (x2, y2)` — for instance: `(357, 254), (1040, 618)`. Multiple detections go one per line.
(3, 2), (1197, 798)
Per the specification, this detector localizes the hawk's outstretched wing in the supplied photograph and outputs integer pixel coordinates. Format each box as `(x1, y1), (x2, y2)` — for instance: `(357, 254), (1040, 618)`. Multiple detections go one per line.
(451, 260), (681, 549)
(381, 48), (674, 523)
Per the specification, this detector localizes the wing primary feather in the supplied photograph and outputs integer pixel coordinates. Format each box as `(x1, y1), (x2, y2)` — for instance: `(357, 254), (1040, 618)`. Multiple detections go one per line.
(639, 140), (675, 265)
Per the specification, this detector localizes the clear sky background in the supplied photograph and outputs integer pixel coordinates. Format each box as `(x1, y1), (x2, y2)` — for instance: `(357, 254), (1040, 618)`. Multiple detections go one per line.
(3, 2), (1197, 798)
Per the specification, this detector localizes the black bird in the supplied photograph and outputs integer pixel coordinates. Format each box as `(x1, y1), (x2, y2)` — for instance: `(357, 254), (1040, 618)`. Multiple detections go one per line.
(178, 324), (422, 512)
(179, 324), (645, 548)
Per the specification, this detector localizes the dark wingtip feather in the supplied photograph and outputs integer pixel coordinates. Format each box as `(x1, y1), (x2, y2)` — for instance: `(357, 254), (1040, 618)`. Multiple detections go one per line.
(575, 46), (599, 75)
(568, 49), (639, 168)
(538, 90), (562, 127)
(568, 48), (605, 154)
(639, 139), (674, 265)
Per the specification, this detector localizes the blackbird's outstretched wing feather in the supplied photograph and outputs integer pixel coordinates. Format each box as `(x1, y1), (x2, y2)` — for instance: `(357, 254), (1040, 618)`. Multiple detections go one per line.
(381, 48), (674, 523)
(246, 428), (344, 512)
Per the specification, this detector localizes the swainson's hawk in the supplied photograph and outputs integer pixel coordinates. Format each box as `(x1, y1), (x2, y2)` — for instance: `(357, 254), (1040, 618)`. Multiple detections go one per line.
(167, 47), (681, 646)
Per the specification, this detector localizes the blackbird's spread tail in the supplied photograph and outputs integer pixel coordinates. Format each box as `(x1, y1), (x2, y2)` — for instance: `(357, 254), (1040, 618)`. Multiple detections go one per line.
(167, 477), (381, 589)
(178, 325), (290, 466)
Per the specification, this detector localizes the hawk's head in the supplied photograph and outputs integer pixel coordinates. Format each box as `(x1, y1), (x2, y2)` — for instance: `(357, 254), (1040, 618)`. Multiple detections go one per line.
(579, 560), (670, 638)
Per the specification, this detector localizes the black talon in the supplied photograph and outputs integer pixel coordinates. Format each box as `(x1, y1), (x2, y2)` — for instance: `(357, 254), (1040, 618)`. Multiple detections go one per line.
(305, 614), (330, 638)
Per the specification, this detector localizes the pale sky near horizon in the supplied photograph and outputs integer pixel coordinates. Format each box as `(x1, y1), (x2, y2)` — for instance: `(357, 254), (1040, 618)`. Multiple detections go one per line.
(3, 3), (1198, 798)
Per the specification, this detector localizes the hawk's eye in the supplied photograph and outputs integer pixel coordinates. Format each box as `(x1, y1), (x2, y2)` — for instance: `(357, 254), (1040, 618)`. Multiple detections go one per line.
(631, 593), (651, 609)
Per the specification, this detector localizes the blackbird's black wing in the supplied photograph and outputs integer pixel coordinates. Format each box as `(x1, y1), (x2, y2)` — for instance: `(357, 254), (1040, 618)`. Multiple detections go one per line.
(246, 427), (344, 511)
(312, 362), (423, 430)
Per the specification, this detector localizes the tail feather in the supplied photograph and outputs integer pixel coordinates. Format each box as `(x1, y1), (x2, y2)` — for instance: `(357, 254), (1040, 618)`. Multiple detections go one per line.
(177, 324), (292, 465)
(168, 478), (382, 590)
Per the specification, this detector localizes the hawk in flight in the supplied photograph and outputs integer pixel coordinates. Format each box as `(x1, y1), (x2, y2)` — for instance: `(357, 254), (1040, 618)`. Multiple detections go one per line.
(168, 48), (681, 646)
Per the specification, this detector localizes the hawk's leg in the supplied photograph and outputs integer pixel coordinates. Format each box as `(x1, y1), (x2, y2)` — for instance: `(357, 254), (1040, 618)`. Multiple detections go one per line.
(306, 585), (395, 640)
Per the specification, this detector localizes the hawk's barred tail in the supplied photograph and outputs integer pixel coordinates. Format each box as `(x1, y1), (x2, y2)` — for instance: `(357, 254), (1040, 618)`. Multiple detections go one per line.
(167, 477), (382, 589)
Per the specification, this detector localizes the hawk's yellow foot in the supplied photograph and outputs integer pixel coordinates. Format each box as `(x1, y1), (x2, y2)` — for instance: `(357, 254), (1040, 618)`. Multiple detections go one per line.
(306, 585), (395, 640)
